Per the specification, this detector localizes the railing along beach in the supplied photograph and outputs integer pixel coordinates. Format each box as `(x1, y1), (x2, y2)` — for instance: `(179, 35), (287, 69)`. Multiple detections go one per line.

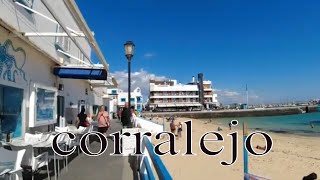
(135, 117), (172, 180)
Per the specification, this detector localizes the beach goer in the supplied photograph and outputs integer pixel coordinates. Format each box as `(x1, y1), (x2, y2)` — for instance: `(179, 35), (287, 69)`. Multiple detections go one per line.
(177, 122), (183, 138)
(97, 105), (110, 136)
(256, 145), (266, 150)
(170, 120), (177, 135)
(76, 107), (88, 128)
(121, 103), (131, 128)
(228, 122), (232, 130)
(310, 123), (314, 128)
(217, 127), (222, 131)
(303, 172), (317, 180)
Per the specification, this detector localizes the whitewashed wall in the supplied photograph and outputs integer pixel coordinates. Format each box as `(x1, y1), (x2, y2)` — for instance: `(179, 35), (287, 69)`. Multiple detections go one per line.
(0, 26), (105, 134)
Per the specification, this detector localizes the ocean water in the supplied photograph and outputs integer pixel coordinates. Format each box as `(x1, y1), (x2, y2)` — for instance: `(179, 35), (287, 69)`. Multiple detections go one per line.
(213, 112), (320, 137)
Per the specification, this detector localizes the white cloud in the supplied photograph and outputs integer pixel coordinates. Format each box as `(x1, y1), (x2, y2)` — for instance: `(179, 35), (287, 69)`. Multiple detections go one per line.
(143, 53), (155, 58)
(111, 69), (167, 100)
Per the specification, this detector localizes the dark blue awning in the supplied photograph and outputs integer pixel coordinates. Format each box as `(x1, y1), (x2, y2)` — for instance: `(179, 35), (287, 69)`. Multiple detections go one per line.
(53, 67), (107, 80)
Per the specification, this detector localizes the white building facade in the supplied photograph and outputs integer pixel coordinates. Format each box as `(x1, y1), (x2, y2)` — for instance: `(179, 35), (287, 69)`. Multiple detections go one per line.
(203, 80), (219, 109)
(117, 87), (143, 113)
(0, 0), (114, 140)
(148, 76), (219, 112)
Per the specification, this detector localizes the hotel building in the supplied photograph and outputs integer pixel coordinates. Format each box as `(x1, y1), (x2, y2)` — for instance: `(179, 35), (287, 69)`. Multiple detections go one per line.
(148, 74), (219, 111)
(0, 0), (116, 140)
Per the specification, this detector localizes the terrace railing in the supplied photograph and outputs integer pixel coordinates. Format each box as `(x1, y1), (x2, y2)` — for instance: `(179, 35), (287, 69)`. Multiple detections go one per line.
(138, 136), (172, 180)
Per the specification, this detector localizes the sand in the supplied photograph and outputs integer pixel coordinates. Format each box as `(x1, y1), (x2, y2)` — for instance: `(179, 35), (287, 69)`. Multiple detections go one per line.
(149, 117), (320, 180)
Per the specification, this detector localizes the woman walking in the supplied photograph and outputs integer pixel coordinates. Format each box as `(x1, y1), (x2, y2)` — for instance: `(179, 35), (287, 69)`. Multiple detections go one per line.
(76, 107), (88, 128)
(97, 105), (110, 137)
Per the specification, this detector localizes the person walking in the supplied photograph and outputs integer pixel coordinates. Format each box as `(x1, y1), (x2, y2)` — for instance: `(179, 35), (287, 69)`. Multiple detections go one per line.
(76, 107), (88, 128)
(121, 102), (131, 128)
(130, 106), (137, 127)
(97, 105), (110, 137)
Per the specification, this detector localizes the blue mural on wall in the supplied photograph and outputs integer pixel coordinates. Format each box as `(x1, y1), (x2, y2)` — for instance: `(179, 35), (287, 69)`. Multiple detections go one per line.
(0, 39), (27, 140)
(0, 39), (27, 83)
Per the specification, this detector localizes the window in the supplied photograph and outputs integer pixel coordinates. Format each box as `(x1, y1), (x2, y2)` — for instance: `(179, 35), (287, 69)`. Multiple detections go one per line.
(78, 50), (84, 63)
(137, 97), (141, 103)
(111, 90), (117, 94)
(0, 85), (23, 139)
(55, 25), (71, 52)
(121, 98), (126, 102)
(131, 98), (135, 102)
(17, 0), (34, 9)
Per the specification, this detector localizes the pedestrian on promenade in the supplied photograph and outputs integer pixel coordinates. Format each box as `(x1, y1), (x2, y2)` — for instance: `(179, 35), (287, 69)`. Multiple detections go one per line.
(97, 105), (110, 137)
(121, 102), (131, 128)
(76, 107), (88, 128)
(130, 106), (137, 127)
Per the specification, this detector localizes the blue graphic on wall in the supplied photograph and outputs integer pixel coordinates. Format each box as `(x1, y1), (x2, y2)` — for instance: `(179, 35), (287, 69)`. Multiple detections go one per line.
(0, 85), (23, 139)
(36, 88), (55, 121)
(0, 39), (27, 83)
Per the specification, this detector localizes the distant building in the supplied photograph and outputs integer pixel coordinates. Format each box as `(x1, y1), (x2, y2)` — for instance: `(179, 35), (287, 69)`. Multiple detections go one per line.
(117, 87), (143, 113)
(148, 74), (219, 112)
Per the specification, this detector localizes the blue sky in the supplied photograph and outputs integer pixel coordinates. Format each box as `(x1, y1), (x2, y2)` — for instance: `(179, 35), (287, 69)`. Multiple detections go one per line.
(77, 0), (320, 104)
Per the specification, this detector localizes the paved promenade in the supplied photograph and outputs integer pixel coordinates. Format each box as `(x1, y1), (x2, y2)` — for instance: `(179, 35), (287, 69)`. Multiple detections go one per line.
(31, 119), (137, 180)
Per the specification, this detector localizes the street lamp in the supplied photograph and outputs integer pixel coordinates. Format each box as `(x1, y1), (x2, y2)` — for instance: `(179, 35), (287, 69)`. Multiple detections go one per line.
(124, 41), (135, 128)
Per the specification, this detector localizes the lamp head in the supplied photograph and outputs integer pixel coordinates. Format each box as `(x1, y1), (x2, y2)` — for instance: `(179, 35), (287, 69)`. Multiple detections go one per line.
(124, 41), (135, 61)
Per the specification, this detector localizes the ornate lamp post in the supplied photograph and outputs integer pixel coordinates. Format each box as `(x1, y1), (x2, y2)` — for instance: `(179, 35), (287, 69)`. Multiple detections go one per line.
(124, 41), (135, 127)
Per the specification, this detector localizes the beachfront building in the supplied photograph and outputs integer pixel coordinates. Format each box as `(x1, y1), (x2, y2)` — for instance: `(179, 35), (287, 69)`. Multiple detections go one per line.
(203, 80), (219, 109)
(0, 0), (116, 140)
(117, 87), (143, 113)
(148, 75), (219, 112)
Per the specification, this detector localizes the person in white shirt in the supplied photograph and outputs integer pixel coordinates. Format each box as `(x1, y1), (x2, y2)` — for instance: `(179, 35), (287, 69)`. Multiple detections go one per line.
(130, 106), (137, 127)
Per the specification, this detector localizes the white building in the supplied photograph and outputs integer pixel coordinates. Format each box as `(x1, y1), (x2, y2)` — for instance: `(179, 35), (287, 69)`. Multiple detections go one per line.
(148, 76), (219, 112)
(117, 87), (143, 113)
(203, 80), (219, 109)
(0, 0), (116, 140)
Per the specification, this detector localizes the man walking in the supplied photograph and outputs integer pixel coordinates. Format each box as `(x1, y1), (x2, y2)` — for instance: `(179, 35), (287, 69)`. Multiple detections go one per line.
(121, 102), (131, 128)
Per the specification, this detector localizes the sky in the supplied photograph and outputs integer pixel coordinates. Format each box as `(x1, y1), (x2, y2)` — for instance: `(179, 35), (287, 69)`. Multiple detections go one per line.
(76, 0), (320, 105)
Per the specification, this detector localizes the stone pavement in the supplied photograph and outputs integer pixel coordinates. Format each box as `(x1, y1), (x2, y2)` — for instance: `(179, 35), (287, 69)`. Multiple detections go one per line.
(34, 119), (137, 180)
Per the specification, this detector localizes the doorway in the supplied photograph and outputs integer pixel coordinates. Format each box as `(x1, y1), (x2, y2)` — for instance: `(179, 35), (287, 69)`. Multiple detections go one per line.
(0, 84), (24, 140)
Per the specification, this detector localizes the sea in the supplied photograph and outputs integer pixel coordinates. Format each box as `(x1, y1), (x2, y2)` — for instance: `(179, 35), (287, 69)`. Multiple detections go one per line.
(213, 112), (320, 137)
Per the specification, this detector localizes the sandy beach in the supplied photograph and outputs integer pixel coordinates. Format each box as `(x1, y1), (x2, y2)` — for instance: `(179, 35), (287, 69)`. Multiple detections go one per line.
(149, 117), (320, 180)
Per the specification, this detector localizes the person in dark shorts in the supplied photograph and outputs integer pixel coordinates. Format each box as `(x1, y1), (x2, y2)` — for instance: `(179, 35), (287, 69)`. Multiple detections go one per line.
(97, 105), (110, 136)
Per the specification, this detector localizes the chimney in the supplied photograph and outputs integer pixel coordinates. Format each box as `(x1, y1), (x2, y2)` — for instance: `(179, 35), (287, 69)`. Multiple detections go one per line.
(192, 76), (195, 83)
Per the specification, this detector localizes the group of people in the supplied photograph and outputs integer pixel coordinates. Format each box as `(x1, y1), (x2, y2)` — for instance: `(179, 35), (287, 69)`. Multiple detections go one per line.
(118, 102), (138, 128)
(170, 119), (183, 139)
(75, 105), (111, 136)
(75, 102), (139, 138)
